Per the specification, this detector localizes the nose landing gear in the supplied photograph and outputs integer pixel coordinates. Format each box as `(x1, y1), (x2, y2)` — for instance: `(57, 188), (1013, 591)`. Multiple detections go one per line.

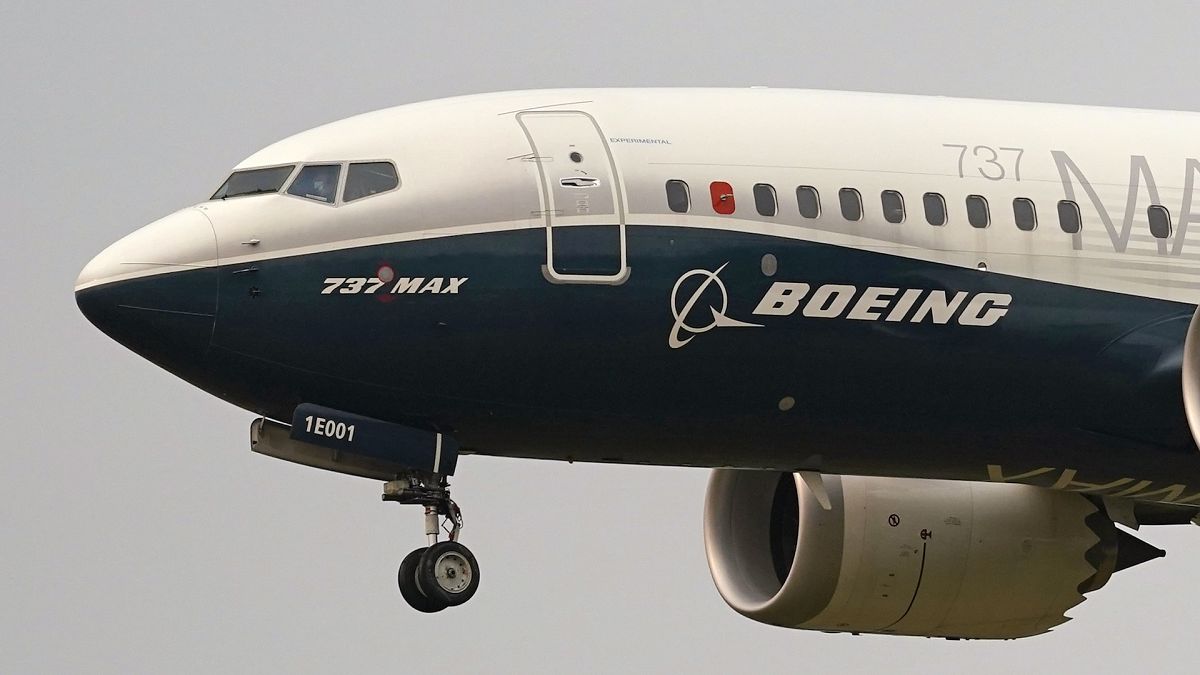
(384, 473), (480, 612)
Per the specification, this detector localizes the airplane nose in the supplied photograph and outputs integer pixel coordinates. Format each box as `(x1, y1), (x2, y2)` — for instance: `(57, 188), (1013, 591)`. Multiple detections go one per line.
(75, 207), (219, 369)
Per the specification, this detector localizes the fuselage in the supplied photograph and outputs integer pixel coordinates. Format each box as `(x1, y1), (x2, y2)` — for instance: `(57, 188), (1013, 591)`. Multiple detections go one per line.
(75, 88), (1200, 506)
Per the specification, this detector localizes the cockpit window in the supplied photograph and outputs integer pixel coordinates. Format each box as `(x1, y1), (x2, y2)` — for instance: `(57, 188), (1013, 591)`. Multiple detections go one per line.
(210, 165), (295, 200)
(344, 162), (400, 202)
(287, 164), (342, 204)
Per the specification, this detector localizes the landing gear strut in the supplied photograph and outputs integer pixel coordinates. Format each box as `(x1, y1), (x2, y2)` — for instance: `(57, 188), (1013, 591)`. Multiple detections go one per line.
(384, 473), (480, 612)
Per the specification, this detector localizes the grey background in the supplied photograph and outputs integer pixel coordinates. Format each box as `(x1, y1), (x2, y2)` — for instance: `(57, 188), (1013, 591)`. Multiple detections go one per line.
(4, 2), (1198, 673)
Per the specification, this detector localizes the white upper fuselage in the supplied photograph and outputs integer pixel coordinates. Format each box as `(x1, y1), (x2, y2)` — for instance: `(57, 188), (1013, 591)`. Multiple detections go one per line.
(76, 87), (1200, 303)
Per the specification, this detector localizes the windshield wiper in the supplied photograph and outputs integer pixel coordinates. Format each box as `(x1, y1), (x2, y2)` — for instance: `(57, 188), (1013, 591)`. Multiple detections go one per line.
(222, 188), (279, 200)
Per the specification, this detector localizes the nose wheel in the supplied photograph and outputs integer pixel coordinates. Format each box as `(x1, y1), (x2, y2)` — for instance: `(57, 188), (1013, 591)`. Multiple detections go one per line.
(384, 474), (481, 612)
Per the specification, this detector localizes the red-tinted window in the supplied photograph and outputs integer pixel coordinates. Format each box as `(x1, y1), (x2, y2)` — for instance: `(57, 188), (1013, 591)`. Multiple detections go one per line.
(710, 181), (735, 214)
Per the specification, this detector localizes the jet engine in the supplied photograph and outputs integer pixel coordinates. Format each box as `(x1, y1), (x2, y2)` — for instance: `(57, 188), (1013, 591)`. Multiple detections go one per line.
(703, 471), (1164, 639)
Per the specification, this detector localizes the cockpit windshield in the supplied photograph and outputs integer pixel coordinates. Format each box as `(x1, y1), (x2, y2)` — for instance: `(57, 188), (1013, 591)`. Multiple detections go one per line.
(344, 162), (400, 202)
(287, 164), (341, 204)
(210, 165), (296, 200)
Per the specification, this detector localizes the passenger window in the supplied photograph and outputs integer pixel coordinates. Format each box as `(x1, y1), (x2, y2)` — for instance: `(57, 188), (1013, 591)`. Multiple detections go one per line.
(839, 188), (862, 221)
(966, 195), (990, 228)
(1149, 205), (1172, 239)
(287, 164), (341, 204)
(881, 190), (905, 224)
(665, 180), (690, 213)
(796, 186), (821, 219)
(923, 192), (947, 226)
(344, 162), (399, 202)
(1058, 200), (1082, 234)
(1013, 198), (1037, 231)
(754, 183), (778, 217)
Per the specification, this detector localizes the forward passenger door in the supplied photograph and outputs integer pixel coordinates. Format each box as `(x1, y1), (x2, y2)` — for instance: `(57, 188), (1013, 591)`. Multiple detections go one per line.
(516, 111), (629, 284)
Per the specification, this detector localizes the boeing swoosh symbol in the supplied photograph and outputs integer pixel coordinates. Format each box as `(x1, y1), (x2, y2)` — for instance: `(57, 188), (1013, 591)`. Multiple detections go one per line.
(668, 262), (762, 349)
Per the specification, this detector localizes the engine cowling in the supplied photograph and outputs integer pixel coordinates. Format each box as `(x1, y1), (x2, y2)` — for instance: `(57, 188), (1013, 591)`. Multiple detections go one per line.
(1183, 306), (1200, 447)
(703, 471), (1144, 639)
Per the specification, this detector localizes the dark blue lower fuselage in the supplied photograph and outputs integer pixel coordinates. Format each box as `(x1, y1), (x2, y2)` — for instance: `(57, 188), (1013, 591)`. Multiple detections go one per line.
(76, 225), (1200, 493)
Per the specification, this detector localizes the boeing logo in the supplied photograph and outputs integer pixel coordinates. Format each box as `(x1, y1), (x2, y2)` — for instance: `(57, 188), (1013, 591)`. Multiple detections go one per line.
(668, 263), (762, 349)
(668, 264), (1013, 349)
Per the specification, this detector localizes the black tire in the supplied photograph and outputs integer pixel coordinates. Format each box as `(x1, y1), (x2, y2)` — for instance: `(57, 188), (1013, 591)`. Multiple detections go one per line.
(418, 541), (480, 606)
(398, 547), (449, 613)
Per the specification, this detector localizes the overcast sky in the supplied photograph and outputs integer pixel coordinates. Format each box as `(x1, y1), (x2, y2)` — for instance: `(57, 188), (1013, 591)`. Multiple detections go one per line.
(5, 2), (1200, 673)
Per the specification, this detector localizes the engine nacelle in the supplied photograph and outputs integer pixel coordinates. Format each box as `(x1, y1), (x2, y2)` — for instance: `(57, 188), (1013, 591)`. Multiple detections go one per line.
(703, 471), (1134, 639)
(1183, 306), (1200, 447)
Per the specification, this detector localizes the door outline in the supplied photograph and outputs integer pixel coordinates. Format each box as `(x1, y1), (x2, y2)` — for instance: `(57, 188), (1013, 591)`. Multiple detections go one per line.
(516, 110), (630, 285)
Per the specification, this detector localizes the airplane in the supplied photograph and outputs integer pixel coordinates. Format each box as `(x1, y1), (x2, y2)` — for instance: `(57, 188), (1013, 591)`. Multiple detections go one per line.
(74, 87), (1200, 639)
